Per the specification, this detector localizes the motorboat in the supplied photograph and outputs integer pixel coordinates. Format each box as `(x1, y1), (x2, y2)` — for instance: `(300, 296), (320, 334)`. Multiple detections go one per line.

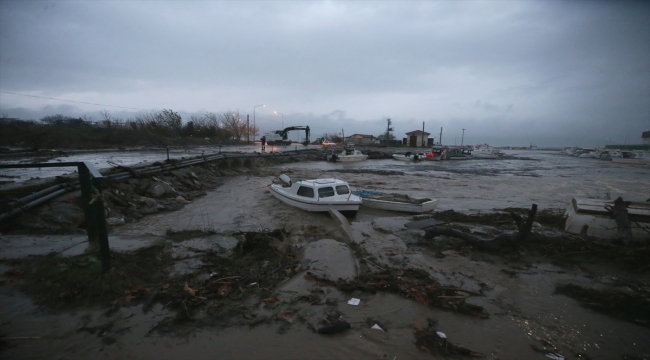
(472, 144), (503, 159)
(564, 197), (650, 240)
(353, 190), (439, 213)
(328, 143), (368, 162)
(611, 151), (649, 166)
(577, 148), (598, 158)
(269, 174), (362, 217)
(392, 152), (426, 161)
(445, 147), (473, 160)
(424, 145), (448, 161)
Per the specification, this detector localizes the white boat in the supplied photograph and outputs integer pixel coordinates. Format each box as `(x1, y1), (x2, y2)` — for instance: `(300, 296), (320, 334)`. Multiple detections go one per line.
(445, 147), (473, 160)
(562, 147), (578, 155)
(328, 143), (368, 162)
(611, 151), (649, 166)
(269, 174), (362, 217)
(472, 144), (503, 159)
(424, 145), (448, 161)
(392, 152), (426, 161)
(353, 190), (439, 213)
(564, 198), (650, 240)
(576, 148), (598, 158)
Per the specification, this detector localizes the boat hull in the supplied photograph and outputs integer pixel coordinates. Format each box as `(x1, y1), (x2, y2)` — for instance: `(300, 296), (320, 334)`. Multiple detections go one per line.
(612, 158), (649, 166)
(269, 184), (361, 215)
(392, 154), (425, 161)
(353, 190), (439, 213)
(337, 155), (368, 162)
(564, 198), (650, 240)
(362, 197), (439, 213)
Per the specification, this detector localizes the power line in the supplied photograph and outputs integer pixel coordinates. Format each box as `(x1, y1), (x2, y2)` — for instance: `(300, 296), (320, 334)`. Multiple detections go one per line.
(0, 91), (149, 111)
(0, 91), (213, 117)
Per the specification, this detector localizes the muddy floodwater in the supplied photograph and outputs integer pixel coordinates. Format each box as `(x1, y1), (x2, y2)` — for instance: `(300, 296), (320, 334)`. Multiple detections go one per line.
(1, 150), (650, 360)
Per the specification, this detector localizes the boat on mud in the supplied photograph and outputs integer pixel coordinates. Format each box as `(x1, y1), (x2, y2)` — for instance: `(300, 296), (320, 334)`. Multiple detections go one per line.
(352, 190), (439, 213)
(328, 143), (368, 162)
(472, 144), (503, 159)
(269, 174), (361, 217)
(392, 152), (426, 161)
(445, 146), (473, 160)
(611, 151), (649, 166)
(564, 197), (650, 240)
(424, 145), (448, 161)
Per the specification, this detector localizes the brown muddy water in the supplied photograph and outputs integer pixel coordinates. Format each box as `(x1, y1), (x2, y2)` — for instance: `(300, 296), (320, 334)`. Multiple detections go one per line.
(1, 150), (650, 359)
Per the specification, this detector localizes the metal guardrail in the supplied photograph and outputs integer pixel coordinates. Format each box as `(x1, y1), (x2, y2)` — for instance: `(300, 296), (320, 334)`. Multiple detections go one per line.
(0, 162), (111, 272)
(0, 150), (316, 271)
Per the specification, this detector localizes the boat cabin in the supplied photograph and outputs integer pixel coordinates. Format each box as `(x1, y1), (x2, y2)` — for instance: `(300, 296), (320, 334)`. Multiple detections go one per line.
(289, 179), (352, 200)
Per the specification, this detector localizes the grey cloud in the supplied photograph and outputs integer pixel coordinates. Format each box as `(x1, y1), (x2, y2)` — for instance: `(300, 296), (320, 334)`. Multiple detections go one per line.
(0, 1), (648, 148)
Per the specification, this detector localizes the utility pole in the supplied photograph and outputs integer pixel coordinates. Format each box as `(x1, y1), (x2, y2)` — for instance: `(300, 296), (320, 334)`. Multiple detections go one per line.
(462, 128), (465, 146)
(439, 127), (443, 145)
(385, 118), (393, 145)
(247, 115), (250, 144)
(422, 121), (425, 147)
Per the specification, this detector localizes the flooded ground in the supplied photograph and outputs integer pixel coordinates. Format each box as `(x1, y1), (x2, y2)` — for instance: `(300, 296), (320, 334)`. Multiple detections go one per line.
(0, 143), (312, 183)
(1, 150), (649, 359)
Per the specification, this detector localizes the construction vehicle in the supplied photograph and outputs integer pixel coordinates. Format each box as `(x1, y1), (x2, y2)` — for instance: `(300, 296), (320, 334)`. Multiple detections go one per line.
(262, 126), (310, 146)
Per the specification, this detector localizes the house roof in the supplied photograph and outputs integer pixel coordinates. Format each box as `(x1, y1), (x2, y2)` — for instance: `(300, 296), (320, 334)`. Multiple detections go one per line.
(643, 131), (650, 138)
(405, 130), (430, 135)
(348, 134), (374, 138)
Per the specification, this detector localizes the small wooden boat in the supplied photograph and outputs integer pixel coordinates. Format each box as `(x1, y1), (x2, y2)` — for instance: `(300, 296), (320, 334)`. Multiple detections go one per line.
(564, 197), (650, 240)
(353, 190), (439, 213)
(269, 174), (361, 217)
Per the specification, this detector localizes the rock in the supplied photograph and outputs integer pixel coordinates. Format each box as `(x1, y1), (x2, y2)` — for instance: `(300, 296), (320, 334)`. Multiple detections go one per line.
(106, 217), (125, 226)
(16, 199), (85, 232)
(146, 183), (174, 197)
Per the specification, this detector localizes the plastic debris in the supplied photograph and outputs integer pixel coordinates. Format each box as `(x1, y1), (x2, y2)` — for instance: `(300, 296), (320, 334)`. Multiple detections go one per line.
(436, 331), (446, 339)
(371, 324), (384, 331)
(347, 298), (361, 306)
(545, 354), (564, 360)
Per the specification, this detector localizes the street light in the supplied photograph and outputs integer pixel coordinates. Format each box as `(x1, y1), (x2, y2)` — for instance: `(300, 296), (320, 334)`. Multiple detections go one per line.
(274, 111), (284, 129)
(461, 128), (466, 146)
(254, 104), (265, 141)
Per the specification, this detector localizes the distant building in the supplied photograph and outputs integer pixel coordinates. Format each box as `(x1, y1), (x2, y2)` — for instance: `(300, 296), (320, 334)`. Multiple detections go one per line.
(405, 130), (430, 147)
(347, 134), (375, 145)
(643, 131), (650, 145)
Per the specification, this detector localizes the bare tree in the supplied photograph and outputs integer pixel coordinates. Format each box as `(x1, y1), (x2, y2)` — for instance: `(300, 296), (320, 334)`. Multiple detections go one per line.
(219, 111), (246, 140)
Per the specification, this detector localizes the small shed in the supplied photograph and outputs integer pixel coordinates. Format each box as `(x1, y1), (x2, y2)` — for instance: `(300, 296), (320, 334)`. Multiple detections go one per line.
(405, 130), (430, 147)
(347, 134), (375, 145)
(643, 131), (650, 145)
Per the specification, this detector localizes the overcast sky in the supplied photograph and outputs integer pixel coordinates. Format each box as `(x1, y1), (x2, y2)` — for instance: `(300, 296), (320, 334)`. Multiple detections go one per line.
(1, 1), (648, 147)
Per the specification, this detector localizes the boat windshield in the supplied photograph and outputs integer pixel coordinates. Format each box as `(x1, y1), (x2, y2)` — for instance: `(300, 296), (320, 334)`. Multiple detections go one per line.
(297, 186), (315, 198)
(318, 187), (335, 198)
(336, 185), (350, 195)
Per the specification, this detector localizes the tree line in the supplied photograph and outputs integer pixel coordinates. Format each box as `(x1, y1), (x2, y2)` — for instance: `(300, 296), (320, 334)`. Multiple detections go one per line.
(0, 109), (260, 150)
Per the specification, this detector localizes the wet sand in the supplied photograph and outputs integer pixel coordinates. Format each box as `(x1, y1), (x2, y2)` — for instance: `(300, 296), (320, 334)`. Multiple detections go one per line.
(1, 150), (650, 359)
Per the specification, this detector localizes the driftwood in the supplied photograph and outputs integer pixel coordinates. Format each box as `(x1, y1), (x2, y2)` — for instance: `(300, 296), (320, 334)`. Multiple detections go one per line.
(605, 197), (632, 238)
(424, 203), (550, 250)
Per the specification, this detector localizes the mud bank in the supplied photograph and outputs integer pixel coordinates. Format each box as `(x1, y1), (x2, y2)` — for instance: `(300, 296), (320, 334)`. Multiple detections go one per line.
(1, 150), (650, 359)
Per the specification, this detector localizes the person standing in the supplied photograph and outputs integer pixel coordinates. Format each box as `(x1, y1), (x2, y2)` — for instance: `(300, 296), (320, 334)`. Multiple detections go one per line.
(261, 136), (266, 152)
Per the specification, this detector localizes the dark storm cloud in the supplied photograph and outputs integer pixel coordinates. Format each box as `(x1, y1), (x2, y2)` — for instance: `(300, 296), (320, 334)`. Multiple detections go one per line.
(0, 1), (648, 147)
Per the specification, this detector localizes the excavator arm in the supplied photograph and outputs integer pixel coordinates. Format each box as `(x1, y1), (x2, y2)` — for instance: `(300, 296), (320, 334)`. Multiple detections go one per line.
(279, 126), (310, 145)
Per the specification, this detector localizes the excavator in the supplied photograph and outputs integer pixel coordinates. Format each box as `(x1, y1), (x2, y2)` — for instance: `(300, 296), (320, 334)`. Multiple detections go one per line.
(262, 126), (310, 146)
